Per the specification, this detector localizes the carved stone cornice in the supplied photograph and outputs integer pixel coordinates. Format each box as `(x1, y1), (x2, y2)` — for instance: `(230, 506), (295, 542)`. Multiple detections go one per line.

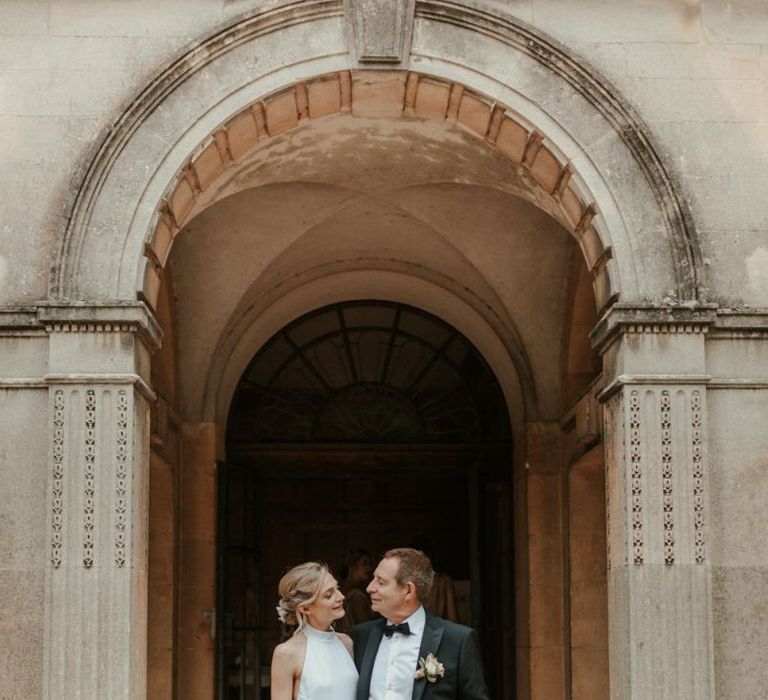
(0, 306), (43, 332)
(0, 302), (162, 350)
(711, 308), (768, 336)
(592, 304), (768, 352)
(591, 303), (719, 353)
(39, 302), (162, 350)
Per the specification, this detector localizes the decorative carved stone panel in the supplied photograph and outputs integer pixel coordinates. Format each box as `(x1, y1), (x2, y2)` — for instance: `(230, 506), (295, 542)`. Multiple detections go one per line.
(44, 382), (149, 700)
(604, 382), (713, 698)
(48, 387), (136, 570)
(608, 385), (709, 569)
(345, 0), (415, 63)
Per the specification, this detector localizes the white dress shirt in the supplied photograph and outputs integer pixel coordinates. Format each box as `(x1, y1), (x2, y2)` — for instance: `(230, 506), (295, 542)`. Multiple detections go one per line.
(369, 605), (426, 700)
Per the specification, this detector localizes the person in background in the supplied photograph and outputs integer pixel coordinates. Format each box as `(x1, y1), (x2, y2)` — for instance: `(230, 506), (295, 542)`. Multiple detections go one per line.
(337, 548), (374, 633)
(410, 536), (458, 622)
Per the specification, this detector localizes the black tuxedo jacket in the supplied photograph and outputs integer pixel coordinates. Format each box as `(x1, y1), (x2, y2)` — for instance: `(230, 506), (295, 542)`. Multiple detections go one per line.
(351, 612), (490, 700)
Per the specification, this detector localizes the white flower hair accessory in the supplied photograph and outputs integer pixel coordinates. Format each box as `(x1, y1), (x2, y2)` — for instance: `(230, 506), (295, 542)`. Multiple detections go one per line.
(414, 653), (445, 683)
(276, 600), (291, 623)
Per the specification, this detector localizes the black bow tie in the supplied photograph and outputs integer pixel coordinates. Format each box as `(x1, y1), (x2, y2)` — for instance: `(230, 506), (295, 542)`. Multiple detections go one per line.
(383, 621), (411, 637)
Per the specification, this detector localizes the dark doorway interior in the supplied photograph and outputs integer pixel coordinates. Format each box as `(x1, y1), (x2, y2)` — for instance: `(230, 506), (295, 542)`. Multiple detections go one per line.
(218, 301), (514, 698)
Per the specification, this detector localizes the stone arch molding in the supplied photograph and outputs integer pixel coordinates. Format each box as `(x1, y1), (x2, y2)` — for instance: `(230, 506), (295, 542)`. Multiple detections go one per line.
(205, 267), (530, 435)
(50, 0), (702, 309)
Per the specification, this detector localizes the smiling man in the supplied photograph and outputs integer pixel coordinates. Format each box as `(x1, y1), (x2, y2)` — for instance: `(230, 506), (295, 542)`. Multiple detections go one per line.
(352, 548), (489, 700)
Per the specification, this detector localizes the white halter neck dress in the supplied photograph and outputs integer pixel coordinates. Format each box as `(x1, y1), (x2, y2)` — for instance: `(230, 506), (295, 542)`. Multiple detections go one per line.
(298, 625), (358, 700)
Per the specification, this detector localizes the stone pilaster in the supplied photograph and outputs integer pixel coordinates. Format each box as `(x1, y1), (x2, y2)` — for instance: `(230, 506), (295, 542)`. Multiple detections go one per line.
(525, 422), (567, 699)
(40, 304), (160, 700)
(595, 306), (715, 700)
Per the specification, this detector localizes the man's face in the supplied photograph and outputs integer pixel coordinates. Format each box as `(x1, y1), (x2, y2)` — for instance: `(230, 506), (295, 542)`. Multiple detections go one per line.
(366, 557), (407, 620)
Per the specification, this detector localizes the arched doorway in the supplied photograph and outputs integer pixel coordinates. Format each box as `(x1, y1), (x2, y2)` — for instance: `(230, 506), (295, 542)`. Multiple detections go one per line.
(219, 300), (514, 698)
(137, 62), (618, 697)
(132, 69), (617, 696)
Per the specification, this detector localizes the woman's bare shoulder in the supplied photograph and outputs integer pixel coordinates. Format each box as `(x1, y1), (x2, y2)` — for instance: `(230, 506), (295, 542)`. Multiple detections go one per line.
(336, 632), (353, 655)
(272, 634), (306, 665)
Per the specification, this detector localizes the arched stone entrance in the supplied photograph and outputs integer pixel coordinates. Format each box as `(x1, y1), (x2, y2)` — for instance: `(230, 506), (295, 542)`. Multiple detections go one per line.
(39, 3), (714, 700)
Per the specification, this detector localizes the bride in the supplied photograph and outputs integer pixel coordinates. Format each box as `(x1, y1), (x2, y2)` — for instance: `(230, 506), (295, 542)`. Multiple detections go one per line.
(271, 562), (358, 700)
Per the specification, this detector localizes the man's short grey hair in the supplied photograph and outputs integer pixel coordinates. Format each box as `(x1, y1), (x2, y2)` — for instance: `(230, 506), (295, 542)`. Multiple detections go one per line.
(383, 547), (435, 602)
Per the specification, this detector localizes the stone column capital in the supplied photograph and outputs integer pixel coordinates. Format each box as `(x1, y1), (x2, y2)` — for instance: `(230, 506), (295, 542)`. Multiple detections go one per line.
(37, 301), (162, 352)
(590, 303), (719, 353)
(591, 304), (716, 398)
(36, 302), (161, 394)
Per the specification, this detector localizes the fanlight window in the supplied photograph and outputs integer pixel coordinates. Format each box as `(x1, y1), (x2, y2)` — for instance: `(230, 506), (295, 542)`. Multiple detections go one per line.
(227, 301), (510, 443)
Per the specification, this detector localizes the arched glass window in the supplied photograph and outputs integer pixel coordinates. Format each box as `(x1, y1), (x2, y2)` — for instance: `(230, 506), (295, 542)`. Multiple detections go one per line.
(227, 301), (510, 443)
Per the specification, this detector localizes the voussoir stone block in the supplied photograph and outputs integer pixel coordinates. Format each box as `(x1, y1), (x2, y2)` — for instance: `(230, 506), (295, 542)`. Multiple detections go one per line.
(149, 218), (174, 268)
(496, 117), (529, 163)
(307, 77), (342, 119)
(264, 90), (299, 137)
(560, 184), (585, 228)
(350, 71), (406, 118)
(143, 264), (162, 308)
(579, 225), (605, 271)
(414, 78), (450, 121)
(592, 267), (612, 310)
(169, 177), (195, 225)
(192, 141), (225, 190)
(457, 92), (491, 136)
(530, 146), (562, 194)
(225, 110), (261, 161)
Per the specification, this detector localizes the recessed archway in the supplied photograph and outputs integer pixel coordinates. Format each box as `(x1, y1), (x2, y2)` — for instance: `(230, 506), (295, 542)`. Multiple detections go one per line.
(156, 189), (607, 699)
(141, 69), (618, 319)
(221, 300), (515, 697)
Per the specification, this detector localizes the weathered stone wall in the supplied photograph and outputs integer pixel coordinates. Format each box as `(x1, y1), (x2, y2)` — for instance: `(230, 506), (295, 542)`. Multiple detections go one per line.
(0, 387), (48, 699)
(1, 1), (766, 305)
(706, 333), (768, 699)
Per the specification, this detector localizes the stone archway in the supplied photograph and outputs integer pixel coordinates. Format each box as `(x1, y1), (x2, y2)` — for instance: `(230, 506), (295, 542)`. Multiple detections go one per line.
(50, 3), (699, 306)
(41, 4), (714, 700)
(139, 68), (621, 315)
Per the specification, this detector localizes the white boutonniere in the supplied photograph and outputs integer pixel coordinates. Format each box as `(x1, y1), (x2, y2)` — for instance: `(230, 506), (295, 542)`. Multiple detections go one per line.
(414, 653), (445, 683)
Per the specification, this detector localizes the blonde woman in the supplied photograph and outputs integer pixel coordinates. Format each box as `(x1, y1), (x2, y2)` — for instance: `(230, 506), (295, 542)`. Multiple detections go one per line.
(271, 562), (358, 700)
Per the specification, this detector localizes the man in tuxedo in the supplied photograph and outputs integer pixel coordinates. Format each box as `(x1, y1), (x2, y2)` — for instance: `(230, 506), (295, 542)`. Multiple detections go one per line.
(352, 548), (489, 700)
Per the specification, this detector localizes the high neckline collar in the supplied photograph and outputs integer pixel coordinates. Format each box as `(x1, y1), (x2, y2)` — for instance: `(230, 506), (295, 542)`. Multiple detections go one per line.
(303, 624), (336, 642)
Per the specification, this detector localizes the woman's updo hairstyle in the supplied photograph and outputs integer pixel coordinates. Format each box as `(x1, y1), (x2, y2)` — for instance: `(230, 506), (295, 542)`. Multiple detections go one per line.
(276, 562), (329, 633)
